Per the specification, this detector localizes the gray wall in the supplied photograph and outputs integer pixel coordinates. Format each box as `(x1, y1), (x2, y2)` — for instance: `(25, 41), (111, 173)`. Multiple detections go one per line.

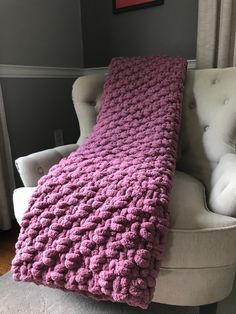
(0, 0), (82, 186)
(1, 77), (80, 187)
(1, 79), (79, 160)
(0, 0), (83, 67)
(81, 0), (198, 67)
(80, 0), (112, 67)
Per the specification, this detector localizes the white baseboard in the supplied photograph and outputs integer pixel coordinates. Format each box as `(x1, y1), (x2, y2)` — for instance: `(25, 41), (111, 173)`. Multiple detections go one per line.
(0, 60), (196, 78)
(0, 64), (84, 78)
(187, 59), (197, 69)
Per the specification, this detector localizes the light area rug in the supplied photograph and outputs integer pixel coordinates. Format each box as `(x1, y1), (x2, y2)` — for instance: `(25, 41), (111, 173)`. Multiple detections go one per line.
(0, 272), (197, 314)
(0, 272), (235, 314)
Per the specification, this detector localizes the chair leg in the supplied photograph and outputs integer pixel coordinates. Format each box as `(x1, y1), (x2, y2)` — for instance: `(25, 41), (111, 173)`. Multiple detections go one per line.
(199, 302), (217, 314)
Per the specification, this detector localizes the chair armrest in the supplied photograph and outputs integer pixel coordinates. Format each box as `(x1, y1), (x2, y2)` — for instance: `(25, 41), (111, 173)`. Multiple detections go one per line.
(15, 144), (78, 187)
(209, 153), (236, 217)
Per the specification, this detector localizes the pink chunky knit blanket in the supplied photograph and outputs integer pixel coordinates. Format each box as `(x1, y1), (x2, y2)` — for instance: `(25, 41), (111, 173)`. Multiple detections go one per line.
(12, 56), (187, 308)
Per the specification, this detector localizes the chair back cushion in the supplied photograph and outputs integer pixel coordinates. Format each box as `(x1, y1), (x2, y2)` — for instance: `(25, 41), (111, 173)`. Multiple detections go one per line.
(178, 68), (236, 191)
(72, 68), (236, 193)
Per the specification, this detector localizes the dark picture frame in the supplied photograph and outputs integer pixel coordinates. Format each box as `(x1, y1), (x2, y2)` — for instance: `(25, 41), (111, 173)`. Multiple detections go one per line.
(113, 0), (164, 14)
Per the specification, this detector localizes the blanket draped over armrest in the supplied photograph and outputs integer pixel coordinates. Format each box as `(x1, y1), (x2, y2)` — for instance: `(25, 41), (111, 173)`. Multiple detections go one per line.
(12, 56), (187, 309)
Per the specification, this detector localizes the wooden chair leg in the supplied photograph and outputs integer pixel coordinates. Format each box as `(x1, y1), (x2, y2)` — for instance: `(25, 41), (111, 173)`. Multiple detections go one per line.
(199, 302), (217, 314)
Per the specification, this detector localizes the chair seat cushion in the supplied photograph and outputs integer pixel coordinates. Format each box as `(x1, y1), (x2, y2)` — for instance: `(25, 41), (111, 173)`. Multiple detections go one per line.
(13, 171), (236, 269)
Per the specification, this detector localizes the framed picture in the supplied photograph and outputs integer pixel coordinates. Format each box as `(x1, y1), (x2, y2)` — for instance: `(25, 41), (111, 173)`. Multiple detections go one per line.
(113, 0), (164, 14)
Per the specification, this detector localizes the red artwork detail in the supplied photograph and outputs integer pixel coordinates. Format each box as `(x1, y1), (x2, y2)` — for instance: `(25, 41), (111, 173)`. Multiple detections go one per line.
(116, 0), (155, 9)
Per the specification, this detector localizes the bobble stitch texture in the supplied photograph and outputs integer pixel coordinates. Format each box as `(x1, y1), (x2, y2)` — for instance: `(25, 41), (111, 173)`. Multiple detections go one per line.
(12, 56), (187, 309)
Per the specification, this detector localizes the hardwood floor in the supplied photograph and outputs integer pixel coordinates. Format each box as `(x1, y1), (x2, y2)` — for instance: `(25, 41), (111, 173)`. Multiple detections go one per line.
(0, 221), (20, 276)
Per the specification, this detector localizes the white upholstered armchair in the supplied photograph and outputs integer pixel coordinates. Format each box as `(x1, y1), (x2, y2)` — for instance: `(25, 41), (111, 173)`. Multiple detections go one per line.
(13, 69), (236, 314)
